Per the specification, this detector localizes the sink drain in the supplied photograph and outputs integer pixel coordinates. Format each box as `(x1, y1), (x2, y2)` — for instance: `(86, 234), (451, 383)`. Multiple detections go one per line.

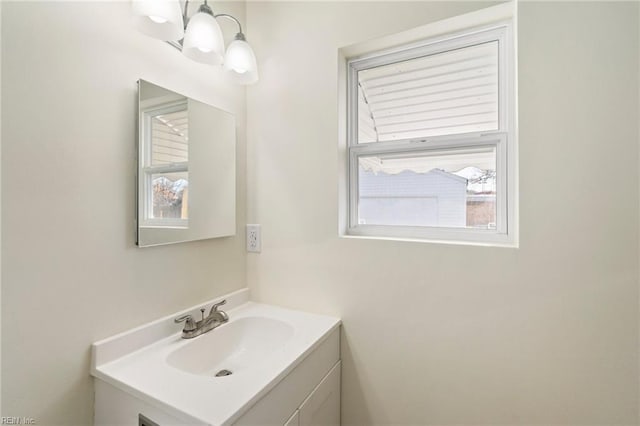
(215, 369), (233, 377)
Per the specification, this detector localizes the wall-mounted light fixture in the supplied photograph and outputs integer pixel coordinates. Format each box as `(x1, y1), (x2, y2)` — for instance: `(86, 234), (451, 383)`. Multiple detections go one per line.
(132, 0), (258, 85)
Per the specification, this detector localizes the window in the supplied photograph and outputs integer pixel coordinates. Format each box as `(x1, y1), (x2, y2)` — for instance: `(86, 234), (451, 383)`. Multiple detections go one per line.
(344, 16), (516, 246)
(140, 101), (189, 228)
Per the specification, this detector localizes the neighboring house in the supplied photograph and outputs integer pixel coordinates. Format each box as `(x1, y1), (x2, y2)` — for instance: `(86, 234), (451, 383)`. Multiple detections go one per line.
(358, 168), (467, 227)
(359, 166), (497, 229)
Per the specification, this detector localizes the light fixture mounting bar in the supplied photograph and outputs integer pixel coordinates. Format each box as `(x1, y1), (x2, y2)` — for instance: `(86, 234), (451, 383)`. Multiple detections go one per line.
(182, 0), (191, 25)
(215, 13), (243, 35)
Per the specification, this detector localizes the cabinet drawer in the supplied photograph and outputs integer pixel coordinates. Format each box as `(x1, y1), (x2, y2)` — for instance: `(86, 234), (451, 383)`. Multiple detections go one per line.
(299, 361), (340, 426)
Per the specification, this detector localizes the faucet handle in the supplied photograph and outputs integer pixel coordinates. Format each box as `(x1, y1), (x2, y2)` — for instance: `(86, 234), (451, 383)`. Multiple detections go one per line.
(210, 299), (227, 313)
(208, 300), (229, 322)
(174, 314), (197, 332)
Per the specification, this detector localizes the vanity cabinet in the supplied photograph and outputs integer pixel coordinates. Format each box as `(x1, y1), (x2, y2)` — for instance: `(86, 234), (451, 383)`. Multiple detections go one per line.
(94, 327), (340, 426)
(260, 360), (340, 426)
(297, 361), (340, 426)
(284, 411), (299, 426)
(94, 380), (191, 426)
(233, 329), (340, 426)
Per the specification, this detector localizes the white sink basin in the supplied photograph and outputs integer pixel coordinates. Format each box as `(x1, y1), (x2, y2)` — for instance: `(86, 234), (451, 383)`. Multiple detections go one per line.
(166, 317), (295, 376)
(91, 290), (340, 426)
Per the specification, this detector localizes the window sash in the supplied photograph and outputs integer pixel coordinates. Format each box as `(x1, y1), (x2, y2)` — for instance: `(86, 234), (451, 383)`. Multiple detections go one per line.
(141, 101), (188, 168)
(348, 132), (508, 240)
(347, 24), (510, 148)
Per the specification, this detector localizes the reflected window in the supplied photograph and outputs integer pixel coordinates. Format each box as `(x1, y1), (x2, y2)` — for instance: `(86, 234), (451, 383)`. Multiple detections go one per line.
(141, 102), (189, 227)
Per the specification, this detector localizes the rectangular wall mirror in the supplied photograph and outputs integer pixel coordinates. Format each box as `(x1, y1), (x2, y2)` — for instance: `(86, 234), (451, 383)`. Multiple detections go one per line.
(137, 79), (236, 247)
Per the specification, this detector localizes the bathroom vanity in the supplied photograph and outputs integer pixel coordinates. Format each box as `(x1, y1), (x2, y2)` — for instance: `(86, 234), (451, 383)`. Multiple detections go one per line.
(91, 289), (341, 425)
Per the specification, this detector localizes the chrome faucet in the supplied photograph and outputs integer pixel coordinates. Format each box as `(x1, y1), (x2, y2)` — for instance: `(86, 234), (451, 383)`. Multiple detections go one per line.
(174, 300), (229, 339)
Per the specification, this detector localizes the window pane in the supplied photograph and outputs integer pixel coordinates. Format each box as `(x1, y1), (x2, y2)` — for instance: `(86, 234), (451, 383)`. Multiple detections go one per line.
(357, 41), (499, 143)
(151, 172), (188, 219)
(151, 109), (188, 165)
(357, 147), (496, 228)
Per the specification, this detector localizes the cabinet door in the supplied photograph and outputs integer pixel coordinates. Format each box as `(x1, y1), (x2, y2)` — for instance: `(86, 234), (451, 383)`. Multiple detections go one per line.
(299, 361), (340, 426)
(284, 410), (299, 426)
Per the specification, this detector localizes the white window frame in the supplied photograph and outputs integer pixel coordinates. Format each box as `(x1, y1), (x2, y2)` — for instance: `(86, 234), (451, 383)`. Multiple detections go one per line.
(342, 14), (517, 247)
(139, 100), (189, 228)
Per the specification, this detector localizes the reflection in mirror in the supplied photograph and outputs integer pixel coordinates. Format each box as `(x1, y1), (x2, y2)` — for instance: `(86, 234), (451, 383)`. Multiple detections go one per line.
(144, 98), (189, 226)
(137, 80), (236, 247)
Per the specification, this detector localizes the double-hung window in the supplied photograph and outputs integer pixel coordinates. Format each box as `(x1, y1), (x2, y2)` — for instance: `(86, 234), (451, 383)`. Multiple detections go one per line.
(140, 101), (189, 228)
(344, 17), (516, 246)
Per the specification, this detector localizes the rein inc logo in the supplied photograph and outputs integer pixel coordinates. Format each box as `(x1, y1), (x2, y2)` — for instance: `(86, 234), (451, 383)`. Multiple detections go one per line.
(1, 418), (35, 425)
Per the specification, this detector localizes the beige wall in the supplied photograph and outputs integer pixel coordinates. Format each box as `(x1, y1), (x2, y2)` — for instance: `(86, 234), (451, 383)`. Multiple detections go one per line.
(1, 1), (247, 424)
(246, 2), (640, 424)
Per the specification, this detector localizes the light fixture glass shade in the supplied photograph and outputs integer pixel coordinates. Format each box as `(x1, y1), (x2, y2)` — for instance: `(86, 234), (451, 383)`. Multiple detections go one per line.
(182, 12), (225, 65)
(132, 0), (184, 41)
(224, 38), (259, 85)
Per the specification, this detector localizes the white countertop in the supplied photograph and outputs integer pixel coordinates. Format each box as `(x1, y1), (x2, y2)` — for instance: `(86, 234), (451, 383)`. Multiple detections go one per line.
(91, 290), (341, 426)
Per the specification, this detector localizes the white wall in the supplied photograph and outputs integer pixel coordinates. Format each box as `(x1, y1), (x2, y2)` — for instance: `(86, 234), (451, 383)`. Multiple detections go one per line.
(246, 1), (639, 424)
(1, 2), (246, 424)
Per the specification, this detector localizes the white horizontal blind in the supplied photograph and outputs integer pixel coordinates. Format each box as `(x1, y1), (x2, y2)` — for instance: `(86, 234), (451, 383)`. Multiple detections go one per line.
(151, 109), (189, 165)
(357, 40), (499, 143)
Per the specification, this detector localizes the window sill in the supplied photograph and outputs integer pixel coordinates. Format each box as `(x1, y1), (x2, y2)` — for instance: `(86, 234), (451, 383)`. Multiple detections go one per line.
(340, 229), (518, 249)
